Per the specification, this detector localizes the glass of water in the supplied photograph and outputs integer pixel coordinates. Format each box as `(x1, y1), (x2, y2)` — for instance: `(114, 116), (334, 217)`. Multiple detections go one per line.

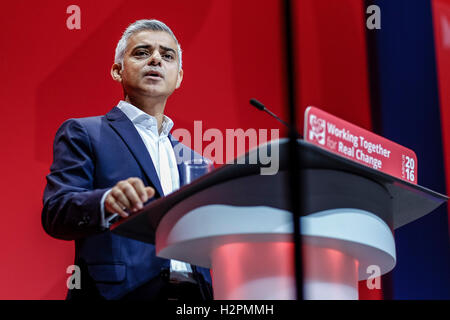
(182, 158), (214, 185)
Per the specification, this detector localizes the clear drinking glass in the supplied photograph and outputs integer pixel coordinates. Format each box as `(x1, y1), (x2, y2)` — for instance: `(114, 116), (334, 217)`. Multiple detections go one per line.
(182, 158), (214, 185)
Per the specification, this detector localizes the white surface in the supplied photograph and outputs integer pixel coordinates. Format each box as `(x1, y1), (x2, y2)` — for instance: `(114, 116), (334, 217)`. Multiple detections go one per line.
(156, 204), (396, 299)
(157, 205), (396, 279)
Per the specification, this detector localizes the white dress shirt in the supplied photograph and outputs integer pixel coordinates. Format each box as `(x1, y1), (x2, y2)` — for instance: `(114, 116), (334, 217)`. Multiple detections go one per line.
(101, 100), (194, 281)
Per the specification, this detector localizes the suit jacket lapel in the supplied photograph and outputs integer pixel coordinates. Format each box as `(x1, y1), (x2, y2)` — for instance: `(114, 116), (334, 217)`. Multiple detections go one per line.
(106, 107), (164, 197)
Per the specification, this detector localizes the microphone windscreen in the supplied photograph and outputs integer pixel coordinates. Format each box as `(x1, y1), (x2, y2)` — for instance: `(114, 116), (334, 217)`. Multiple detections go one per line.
(249, 98), (265, 111)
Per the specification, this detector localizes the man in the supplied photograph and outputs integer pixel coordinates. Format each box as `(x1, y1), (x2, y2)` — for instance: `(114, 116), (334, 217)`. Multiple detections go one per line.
(42, 19), (212, 300)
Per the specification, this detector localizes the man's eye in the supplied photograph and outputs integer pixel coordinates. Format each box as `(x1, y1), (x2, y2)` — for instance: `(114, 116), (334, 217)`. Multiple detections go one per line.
(163, 54), (174, 60)
(135, 50), (149, 56)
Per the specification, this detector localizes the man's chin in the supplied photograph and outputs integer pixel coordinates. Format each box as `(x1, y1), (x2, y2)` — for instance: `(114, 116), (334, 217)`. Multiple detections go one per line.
(138, 86), (167, 98)
(126, 85), (173, 100)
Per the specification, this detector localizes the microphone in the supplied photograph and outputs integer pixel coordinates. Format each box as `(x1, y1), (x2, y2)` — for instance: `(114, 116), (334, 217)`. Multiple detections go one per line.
(249, 98), (303, 138)
(249, 98), (266, 111)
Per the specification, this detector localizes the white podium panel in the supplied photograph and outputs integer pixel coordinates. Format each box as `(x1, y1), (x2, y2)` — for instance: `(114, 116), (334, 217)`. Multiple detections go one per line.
(156, 204), (396, 300)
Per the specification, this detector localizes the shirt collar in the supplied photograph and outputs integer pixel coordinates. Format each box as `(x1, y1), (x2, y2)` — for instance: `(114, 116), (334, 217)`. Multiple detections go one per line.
(117, 100), (174, 136)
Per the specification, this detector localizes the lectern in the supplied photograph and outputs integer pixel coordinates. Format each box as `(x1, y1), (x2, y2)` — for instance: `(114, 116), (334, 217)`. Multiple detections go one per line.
(112, 139), (447, 300)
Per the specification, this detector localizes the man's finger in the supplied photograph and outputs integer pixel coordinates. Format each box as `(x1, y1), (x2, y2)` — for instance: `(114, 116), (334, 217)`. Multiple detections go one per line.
(145, 187), (155, 199)
(109, 202), (129, 218)
(114, 198), (129, 212)
(120, 182), (142, 211)
(129, 178), (148, 203)
(105, 197), (129, 218)
(110, 188), (131, 209)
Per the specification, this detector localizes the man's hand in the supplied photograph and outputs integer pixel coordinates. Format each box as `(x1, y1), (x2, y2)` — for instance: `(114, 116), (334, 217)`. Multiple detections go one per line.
(104, 177), (155, 218)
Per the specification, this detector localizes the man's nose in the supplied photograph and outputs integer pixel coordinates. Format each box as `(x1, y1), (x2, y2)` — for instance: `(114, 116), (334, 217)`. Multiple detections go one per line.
(148, 50), (162, 66)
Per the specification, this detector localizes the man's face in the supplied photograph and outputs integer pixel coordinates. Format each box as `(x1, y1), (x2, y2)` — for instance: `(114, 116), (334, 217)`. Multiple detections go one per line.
(113, 30), (183, 99)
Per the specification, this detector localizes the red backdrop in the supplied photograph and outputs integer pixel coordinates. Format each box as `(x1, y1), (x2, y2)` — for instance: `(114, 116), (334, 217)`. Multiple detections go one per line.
(0, 0), (377, 299)
(432, 0), (450, 234)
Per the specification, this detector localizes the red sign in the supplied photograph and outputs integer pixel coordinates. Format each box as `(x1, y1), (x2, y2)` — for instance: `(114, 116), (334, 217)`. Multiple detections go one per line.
(304, 107), (418, 184)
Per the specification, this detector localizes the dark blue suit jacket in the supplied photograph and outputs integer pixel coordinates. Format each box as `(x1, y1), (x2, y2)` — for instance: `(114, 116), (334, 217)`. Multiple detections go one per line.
(42, 106), (212, 300)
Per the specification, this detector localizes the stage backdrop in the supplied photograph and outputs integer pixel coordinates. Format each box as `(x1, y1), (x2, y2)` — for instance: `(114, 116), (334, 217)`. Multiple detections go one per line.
(370, 0), (450, 299)
(0, 0), (448, 299)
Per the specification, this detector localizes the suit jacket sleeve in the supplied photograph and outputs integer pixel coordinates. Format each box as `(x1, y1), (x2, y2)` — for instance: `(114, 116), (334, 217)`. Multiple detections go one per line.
(42, 119), (109, 241)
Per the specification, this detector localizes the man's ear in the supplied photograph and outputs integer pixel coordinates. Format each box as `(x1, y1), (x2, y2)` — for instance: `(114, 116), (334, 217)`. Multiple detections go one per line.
(111, 63), (123, 82)
(175, 69), (183, 89)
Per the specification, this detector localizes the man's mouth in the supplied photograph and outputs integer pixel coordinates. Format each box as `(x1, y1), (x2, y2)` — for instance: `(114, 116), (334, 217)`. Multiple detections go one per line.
(144, 70), (163, 79)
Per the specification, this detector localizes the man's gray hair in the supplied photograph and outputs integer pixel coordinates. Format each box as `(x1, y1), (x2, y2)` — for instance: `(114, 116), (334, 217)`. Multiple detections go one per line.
(114, 19), (182, 70)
